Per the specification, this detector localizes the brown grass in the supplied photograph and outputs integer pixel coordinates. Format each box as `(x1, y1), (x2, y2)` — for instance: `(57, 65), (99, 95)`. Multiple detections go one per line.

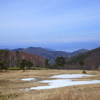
(0, 70), (100, 100)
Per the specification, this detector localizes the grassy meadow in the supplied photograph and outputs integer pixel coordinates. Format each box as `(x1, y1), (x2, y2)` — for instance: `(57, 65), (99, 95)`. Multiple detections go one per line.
(0, 70), (100, 100)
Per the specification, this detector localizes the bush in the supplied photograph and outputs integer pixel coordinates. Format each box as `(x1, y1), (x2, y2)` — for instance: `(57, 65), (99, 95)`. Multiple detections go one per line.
(82, 70), (86, 74)
(8, 67), (49, 70)
(8, 67), (21, 70)
(32, 67), (49, 70)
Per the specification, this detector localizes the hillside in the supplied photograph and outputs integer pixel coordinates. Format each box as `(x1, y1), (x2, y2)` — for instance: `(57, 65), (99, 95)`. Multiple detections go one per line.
(0, 49), (45, 69)
(69, 49), (88, 57)
(66, 47), (100, 70)
(1, 47), (99, 70)
(12, 47), (88, 63)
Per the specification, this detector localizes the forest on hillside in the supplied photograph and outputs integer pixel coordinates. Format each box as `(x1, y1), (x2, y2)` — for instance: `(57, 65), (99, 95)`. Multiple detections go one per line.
(0, 50), (45, 71)
(65, 47), (100, 70)
(0, 47), (100, 71)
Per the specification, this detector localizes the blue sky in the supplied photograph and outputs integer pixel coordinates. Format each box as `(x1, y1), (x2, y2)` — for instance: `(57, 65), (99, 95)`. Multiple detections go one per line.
(0, 0), (100, 52)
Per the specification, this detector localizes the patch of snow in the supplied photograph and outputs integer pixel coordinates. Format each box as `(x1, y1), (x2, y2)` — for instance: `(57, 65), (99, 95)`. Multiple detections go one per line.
(20, 78), (36, 81)
(20, 74), (100, 91)
(20, 79), (100, 91)
(51, 74), (93, 78)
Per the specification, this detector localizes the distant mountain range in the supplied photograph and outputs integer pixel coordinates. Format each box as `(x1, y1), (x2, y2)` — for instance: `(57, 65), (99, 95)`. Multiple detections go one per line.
(12, 47), (88, 63)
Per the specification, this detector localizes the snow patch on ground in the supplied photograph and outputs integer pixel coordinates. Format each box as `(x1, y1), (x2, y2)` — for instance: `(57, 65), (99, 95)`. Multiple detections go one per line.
(20, 74), (100, 91)
(51, 74), (93, 78)
(21, 79), (100, 91)
(20, 78), (36, 81)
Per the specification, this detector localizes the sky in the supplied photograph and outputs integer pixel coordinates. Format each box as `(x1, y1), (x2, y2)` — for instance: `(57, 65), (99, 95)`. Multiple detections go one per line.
(0, 0), (100, 52)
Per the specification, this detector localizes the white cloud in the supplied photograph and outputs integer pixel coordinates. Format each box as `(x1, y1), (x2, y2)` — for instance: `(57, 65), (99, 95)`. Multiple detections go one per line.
(0, 37), (99, 43)
(51, 38), (100, 43)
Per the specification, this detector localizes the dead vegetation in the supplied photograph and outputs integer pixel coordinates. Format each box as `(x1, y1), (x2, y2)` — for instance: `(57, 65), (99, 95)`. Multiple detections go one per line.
(0, 70), (100, 100)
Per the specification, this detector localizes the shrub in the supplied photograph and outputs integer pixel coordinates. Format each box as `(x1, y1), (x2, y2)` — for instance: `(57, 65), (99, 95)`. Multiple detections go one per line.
(32, 67), (49, 70)
(82, 70), (86, 74)
(8, 67), (21, 70)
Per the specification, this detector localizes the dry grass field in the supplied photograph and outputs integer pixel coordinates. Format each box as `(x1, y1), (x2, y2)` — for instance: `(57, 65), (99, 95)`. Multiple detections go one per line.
(0, 70), (100, 100)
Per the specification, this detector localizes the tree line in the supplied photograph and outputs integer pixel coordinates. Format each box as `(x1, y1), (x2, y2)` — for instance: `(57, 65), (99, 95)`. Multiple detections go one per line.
(0, 50), (68, 71)
(1, 48), (99, 71)
(0, 50), (45, 71)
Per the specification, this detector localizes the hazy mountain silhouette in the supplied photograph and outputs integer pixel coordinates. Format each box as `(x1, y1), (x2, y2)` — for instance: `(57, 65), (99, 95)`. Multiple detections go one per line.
(12, 47), (88, 63)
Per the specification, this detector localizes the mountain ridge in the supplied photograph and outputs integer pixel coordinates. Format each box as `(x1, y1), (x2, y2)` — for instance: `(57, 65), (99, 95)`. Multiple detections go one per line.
(66, 47), (100, 70)
(12, 47), (88, 63)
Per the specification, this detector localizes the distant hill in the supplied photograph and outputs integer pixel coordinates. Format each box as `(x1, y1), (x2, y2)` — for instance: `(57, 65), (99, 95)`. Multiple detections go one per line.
(44, 48), (55, 51)
(13, 47), (69, 63)
(13, 48), (24, 51)
(66, 47), (100, 70)
(12, 47), (88, 63)
(69, 49), (88, 57)
(0, 49), (45, 68)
